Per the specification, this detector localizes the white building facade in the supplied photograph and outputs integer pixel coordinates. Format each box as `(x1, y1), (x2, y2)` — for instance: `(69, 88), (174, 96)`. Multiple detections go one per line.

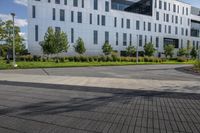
(28, 0), (200, 56)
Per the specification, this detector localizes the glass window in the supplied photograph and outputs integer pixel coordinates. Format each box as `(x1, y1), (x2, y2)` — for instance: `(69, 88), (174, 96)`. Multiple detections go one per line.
(94, 0), (98, 10)
(105, 1), (109, 12)
(55, 27), (61, 33)
(126, 19), (130, 29)
(93, 30), (98, 44)
(166, 14), (169, 22)
(71, 28), (74, 43)
(123, 33), (127, 46)
(164, 2), (167, 10)
(144, 22), (146, 31)
(139, 35), (143, 47)
(175, 27), (178, 35)
(168, 26), (171, 34)
(121, 18), (124, 28)
(71, 11), (74, 22)
(102, 15), (106, 26)
(82, 0), (84, 8)
(112, 0), (153, 16)
(148, 22), (151, 31)
(32, 5), (36, 18)
(156, 12), (159, 20)
(90, 14), (92, 24)
(175, 16), (178, 24)
(64, 0), (67, 5)
(159, 24), (162, 33)
(97, 15), (100, 25)
(129, 34), (132, 45)
(105, 31), (109, 43)
(159, 0), (162, 9)
(77, 12), (82, 23)
(55, 0), (60, 4)
(173, 4), (176, 12)
(116, 32), (118, 46)
(73, 0), (78, 7)
(156, 37), (159, 48)
(35, 25), (38, 41)
(114, 17), (117, 27)
(52, 8), (56, 20)
(136, 20), (140, 30)
(60, 9), (65, 21)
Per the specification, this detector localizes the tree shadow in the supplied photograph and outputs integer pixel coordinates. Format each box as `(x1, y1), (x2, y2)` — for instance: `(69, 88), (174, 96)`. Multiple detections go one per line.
(0, 81), (200, 117)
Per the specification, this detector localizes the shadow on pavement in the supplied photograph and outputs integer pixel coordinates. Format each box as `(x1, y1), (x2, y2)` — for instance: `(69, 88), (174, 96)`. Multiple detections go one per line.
(0, 80), (200, 117)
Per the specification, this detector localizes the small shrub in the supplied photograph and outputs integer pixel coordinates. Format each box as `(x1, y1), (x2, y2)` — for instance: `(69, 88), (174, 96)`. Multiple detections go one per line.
(42, 58), (47, 62)
(130, 57), (136, 62)
(106, 56), (113, 62)
(93, 56), (99, 62)
(74, 56), (81, 62)
(68, 56), (74, 62)
(80, 56), (89, 62)
(139, 57), (144, 62)
(177, 57), (188, 62)
(59, 57), (65, 63)
(33, 55), (41, 61)
(100, 56), (107, 62)
(88, 56), (94, 62)
(194, 60), (200, 70)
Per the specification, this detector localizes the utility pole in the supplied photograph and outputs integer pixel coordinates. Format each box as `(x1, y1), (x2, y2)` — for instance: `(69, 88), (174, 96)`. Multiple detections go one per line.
(11, 13), (17, 67)
(136, 34), (139, 64)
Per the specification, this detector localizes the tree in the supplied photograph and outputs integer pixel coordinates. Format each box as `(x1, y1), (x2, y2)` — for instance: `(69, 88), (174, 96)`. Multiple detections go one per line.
(177, 48), (187, 57)
(126, 46), (136, 57)
(40, 27), (56, 55)
(0, 19), (5, 40)
(40, 27), (69, 56)
(190, 47), (197, 59)
(144, 42), (156, 56)
(164, 44), (174, 58)
(102, 41), (113, 55)
(73, 37), (86, 55)
(55, 31), (69, 54)
(0, 20), (25, 54)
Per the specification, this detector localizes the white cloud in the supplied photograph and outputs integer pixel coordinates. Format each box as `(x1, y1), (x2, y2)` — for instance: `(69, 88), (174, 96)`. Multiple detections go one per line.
(0, 14), (28, 27)
(19, 32), (27, 40)
(14, 0), (28, 6)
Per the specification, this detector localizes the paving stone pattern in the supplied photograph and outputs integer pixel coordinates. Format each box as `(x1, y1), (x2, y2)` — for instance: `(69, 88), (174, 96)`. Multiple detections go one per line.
(0, 82), (200, 133)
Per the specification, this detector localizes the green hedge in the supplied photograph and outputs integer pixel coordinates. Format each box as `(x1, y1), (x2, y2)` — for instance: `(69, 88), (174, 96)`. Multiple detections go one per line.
(14, 55), (194, 64)
(15, 55), (167, 63)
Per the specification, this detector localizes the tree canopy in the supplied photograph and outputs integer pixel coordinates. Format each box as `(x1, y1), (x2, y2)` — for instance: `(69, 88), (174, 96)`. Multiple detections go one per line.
(73, 37), (86, 55)
(102, 41), (113, 55)
(164, 44), (174, 58)
(40, 27), (69, 56)
(0, 20), (26, 54)
(126, 46), (136, 57)
(144, 42), (156, 57)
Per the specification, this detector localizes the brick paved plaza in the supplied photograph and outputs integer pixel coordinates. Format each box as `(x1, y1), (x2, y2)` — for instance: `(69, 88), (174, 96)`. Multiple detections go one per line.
(0, 81), (200, 133)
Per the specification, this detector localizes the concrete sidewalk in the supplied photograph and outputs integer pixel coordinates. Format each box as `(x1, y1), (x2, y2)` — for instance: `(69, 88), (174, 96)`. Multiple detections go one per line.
(0, 73), (200, 94)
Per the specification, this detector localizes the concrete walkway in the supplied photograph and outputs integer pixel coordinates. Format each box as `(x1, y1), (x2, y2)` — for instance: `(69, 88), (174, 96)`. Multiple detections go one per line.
(0, 72), (199, 94)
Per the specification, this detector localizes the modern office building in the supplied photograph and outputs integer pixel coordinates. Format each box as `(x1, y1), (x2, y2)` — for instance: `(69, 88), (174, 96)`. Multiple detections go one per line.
(28, 0), (200, 56)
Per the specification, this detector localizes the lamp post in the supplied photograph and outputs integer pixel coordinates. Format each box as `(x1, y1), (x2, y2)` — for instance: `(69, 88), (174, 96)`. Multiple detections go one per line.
(136, 35), (139, 64)
(11, 13), (17, 67)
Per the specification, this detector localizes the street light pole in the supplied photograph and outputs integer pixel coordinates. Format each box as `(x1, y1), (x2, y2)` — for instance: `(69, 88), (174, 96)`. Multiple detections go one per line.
(136, 35), (139, 64)
(11, 13), (17, 67)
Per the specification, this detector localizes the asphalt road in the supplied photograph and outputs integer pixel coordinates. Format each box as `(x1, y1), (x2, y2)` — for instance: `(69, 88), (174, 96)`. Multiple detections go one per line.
(1, 65), (200, 81)
(0, 82), (200, 133)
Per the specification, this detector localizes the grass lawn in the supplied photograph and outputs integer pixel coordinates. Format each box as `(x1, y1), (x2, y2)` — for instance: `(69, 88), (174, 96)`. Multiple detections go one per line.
(0, 59), (195, 70)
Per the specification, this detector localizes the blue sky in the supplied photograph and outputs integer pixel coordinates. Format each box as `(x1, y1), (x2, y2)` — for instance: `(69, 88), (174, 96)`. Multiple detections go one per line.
(0, 0), (200, 42)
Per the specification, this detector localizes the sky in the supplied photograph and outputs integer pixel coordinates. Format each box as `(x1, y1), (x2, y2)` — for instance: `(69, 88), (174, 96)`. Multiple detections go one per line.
(0, 0), (200, 44)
